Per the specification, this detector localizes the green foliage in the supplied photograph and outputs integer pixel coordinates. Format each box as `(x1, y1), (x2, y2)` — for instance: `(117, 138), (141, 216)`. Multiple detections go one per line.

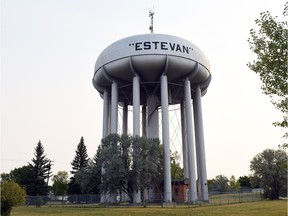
(1, 166), (33, 194)
(238, 175), (251, 188)
(71, 137), (89, 174)
(8, 166), (31, 186)
(229, 175), (240, 190)
(170, 151), (184, 180)
(247, 4), (288, 147)
(0, 173), (10, 182)
(250, 148), (287, 199)
(208, 175), (230, 192)
(26, 141), (52, 195)
(52, 171), (69, 196)
(68, 137), (89, 195)
(74, 159), (101, 194)
(95, 134), (163, 202)
(35, 196), (44, 207)
(1, 181), (26, 216)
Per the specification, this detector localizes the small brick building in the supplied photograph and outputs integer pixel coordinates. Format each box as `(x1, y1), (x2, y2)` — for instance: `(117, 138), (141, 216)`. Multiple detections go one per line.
(155, 179), (190, 203)
(171, 179), (189, 203)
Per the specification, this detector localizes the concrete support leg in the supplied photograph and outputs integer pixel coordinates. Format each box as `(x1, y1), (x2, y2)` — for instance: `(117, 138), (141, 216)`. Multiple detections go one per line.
(193, 85), (208, 201)
(122, 103), (128, 135)
(181, 101), (189, 179)
(142, 105), (147, 137)
(111, 81), (118, 134)
(110, 81), (118, 203)
(133, 75), (141, 204)
(102, 89), (109, 139)
(100, 89), (109, 203)
(160, 74), (172, 203)
(184, 78), (197, 203)
(147, 95), (159, 138)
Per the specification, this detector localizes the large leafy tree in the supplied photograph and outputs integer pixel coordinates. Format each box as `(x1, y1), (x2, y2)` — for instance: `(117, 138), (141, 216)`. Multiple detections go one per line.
(238, 175), (251, 189)
(1, 181), (26, 216)
(74, 159), (101, 194)
(250, 148), (287, 199)
(68, 137), (89, 195)
(208, 175), (230, 192)
(0, 166), (31, 189)
(52, 171), (69, 200)
(26, 141), (52, 195)
(95, 134), (163, 202)
(247, 4), (288, 147)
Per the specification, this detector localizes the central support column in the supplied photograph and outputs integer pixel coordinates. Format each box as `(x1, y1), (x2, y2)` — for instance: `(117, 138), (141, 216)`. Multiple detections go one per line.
(184, 78), (197, 203)
(160, 74), (172, 203)
(133, 74), (141, 204)
(193, 85), (209, 201)
(111, 81), (118, 134)
(147, 95), (159, 138)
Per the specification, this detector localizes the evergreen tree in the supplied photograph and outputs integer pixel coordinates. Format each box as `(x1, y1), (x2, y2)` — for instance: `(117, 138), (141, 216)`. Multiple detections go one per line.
(70, 137), (89, 174)
(26, 141), (52, 195)
(68, 137), (89, 195)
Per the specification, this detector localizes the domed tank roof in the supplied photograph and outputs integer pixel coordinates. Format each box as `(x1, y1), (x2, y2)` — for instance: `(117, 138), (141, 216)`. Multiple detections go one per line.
(93, 34), (211, 104)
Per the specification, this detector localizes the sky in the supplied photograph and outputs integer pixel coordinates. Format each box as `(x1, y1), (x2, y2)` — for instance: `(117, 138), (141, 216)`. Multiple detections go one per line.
(1, 0), (287, 181)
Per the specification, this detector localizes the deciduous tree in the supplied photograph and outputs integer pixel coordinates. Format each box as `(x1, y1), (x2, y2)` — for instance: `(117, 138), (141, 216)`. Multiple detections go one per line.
(209, 175), (230, 192)
(95, 134), (163, 202)
(229, 175), (240, 190)
(170, 151), (184, 180)
(238, 175), (251, 188)
(250, 148), (287, 199)
(247, 3), (288, 147)
(52, 171), (69, 201)
(1, 181), (26, 216)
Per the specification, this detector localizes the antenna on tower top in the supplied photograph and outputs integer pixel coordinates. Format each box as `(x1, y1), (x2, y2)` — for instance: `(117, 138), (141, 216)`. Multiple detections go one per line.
(149, 9), (154, 33)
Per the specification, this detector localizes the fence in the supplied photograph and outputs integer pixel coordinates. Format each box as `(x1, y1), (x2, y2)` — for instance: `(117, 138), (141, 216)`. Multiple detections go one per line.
(208, 191), (263, 205)
(26, 190), (263, 207)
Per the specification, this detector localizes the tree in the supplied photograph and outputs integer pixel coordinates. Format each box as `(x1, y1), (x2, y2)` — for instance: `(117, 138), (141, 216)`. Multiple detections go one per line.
(229, 175), (240, 190)
(209, 175), (230, 192)
(247, 3), (288, 147)
(1, 166), (31, 191)
(1, 181), (26, 216)
(70, 136), (89, 174)
(170, 151), (184, 180)
(74, 159), (101, 194)
(238, 175), (251, 189)
(95, 134), (163, 202)
(68, 137), (89, 195)
(52, 171), (69, 201)
(250, 148), (287, 199)
(26, 141), (52, 195)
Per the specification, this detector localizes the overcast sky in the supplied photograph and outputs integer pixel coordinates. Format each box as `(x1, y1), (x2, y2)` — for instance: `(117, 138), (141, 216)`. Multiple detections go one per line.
(1, 0), (287, 180)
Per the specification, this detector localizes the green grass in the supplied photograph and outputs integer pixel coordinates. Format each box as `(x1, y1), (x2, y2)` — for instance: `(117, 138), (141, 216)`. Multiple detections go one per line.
(11, 200), (287, 216)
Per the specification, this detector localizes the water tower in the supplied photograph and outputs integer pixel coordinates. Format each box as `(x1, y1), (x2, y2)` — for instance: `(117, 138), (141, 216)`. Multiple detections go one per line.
(92, 33), (211, 204)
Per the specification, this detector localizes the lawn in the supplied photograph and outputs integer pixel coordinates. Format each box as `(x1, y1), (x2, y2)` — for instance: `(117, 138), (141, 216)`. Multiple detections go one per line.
(11, 200), (287, 216)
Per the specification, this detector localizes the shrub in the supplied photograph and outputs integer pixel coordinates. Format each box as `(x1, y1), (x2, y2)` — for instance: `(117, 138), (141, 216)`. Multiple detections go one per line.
(1, 181), (26, 216)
